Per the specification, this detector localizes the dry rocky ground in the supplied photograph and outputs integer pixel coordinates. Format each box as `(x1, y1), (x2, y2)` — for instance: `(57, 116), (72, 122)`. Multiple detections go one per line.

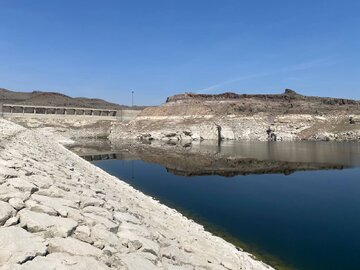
(0, 118), (272, 270)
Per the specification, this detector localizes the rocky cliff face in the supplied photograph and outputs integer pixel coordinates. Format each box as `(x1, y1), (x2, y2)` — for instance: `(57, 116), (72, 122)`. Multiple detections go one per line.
(110, 90), (360, 143)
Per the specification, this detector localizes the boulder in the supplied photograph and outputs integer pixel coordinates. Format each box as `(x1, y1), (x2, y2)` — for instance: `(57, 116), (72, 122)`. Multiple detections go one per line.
(15, 252), (111, 270)
(8, 198), (25, 210)
(0, 201), (15, 225)
(4, 216), (19, 227)
(117, 253), (159, 270)
(18, 209), (78, 237)
(48, 237), (102, 257)
(31, 194), (78, 217)
(73, 225), (93, 244)
(7, 178), (38, 193)
(83, 213), (119, 232)
(0, 227), (47, 264)
(83, 206), (113, 220)
(0, 185), (30, 202)
(114, 211), (141, 225)
(25, 200), (58, 216)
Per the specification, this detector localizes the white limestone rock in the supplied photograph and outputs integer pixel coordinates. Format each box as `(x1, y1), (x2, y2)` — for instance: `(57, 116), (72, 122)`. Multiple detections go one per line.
(73, 225), (93, 244)
(117, 253), (159, 270)
(90, 224), (123, 250)
(83, 206), (113, 220)
(25, 200), (58, 216)
(114, 211), (142, 225)
(24, 175), (53, 189)
(117, 230), (160, 257)
(18, 209), (78, 237)
(0, 227), (47, 264)
(4, 216), (19, 227)
(7, 178), (38, 193)
(80, 197), (105, 208)
(83, 212), (119, 232)
(31, 194), (78, 217)
(0, 201), (15, 225)
(48, 237), (102, 257)
(15, 252), (111, 270)
(0, 185), (30, 202)
(8, 198), (25, 210)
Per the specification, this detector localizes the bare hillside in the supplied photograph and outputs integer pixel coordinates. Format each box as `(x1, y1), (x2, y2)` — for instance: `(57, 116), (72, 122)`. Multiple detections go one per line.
(141, 89), (360, 117)
(0, 88), (145, 110)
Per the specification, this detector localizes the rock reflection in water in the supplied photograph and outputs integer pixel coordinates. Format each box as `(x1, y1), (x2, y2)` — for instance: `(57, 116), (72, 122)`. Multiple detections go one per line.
(69, 140), (360, 176)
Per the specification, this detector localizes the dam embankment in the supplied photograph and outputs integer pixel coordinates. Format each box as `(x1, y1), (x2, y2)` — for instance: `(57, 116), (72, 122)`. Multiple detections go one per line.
(0, 118), (273, 270)
(1, 107), (140, 139)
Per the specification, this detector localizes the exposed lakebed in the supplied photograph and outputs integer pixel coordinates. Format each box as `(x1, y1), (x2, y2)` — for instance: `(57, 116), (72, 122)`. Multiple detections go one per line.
(70, 140), (360, 270)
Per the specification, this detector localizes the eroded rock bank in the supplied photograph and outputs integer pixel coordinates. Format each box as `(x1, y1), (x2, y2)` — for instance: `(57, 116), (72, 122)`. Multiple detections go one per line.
(0, 118), (273, 270)
(110, 114), (360, 144)
(109, 90), (360, 144)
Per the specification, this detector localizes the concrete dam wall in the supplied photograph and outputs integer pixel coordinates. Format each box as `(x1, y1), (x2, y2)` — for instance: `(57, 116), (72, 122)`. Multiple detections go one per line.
(0, 103), (142, 139)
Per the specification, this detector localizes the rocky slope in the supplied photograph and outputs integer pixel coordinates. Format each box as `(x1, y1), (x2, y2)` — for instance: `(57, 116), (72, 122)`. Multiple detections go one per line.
(110, 90), (360, 143)
(0, 118), (272, 270)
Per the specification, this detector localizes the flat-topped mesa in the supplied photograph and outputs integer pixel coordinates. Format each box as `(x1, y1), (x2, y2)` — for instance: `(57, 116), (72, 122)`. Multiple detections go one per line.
(166, 89), (304, 103)
(165, 89), (360, 105)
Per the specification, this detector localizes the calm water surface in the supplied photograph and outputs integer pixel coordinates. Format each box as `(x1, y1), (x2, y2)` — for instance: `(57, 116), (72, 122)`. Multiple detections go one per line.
(81, 141), (360, 270)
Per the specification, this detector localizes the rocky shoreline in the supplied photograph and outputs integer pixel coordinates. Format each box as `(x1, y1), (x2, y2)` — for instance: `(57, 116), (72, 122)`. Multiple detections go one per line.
(108, 90), (360, 144)
(0, 118), (273, 270)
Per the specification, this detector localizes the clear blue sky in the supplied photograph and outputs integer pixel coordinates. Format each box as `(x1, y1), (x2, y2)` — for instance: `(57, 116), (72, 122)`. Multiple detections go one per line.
(0, 0), (359, 105)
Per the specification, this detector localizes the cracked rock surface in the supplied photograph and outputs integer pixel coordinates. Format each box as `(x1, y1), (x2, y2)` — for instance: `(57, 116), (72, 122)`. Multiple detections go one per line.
(0, 119), (273, 270)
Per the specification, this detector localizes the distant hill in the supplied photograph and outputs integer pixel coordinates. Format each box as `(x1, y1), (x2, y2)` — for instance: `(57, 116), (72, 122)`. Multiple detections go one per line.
(0, 88), (145, 110)
(145, 89), (360, 116)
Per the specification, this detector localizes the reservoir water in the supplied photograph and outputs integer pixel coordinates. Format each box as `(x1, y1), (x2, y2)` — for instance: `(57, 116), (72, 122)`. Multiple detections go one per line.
(72, 140), (360, 270)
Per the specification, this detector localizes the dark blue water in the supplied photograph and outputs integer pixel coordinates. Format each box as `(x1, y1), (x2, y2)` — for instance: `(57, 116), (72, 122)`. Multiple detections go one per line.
(90, 142), (360, 270)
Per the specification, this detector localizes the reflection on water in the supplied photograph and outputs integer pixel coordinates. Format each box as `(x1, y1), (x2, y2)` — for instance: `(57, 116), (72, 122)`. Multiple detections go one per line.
(70, 140), (360, 270)
(71, 140), (360, 176)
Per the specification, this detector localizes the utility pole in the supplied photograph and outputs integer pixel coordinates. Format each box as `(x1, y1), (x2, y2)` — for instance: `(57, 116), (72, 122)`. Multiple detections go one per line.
(131, 91), (134, 107)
